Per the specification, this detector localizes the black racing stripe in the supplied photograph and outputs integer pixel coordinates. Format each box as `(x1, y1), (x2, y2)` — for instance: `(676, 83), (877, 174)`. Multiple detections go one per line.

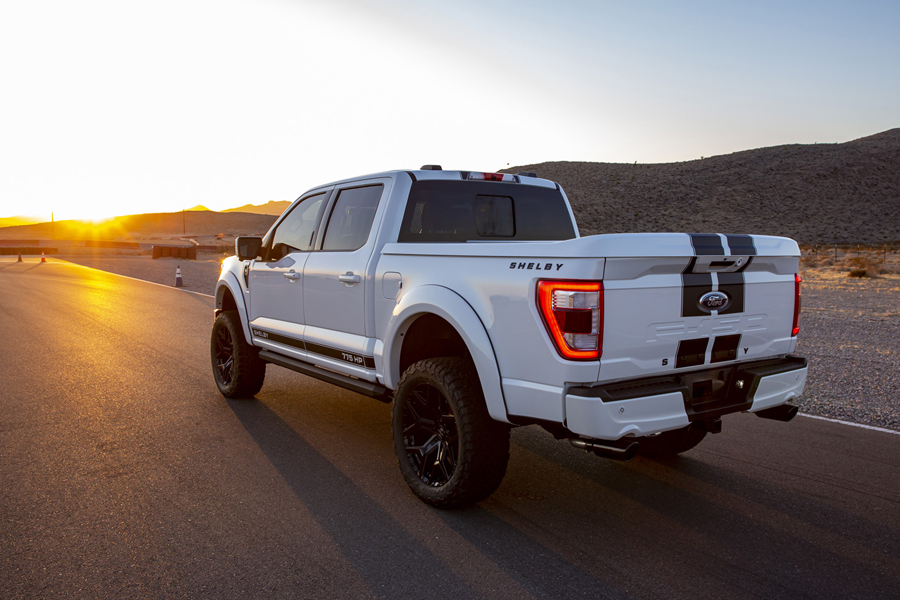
(305, 341), (376, 369)
(682, 258), (713, 317)
(676, 338), (709, 369)
(717, 272), (745, 314)
(252, 328), (305, 350)
(711, 334), (741, 363)
(725, 234), (756, 256)
(688, 233), (725, 256)
(253, 328), (375, 369)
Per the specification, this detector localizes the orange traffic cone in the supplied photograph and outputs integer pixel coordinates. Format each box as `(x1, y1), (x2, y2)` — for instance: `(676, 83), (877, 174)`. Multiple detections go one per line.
(40, 252), (46, 263)
(17, 252), (22, 262)
(174, 265), (184, 288)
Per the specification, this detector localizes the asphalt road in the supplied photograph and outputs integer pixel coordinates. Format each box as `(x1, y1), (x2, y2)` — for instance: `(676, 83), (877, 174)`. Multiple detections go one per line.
(2, 258), (899, 599)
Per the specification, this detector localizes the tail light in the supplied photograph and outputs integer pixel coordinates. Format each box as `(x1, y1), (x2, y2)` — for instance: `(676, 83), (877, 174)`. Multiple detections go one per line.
(538, 280), (603, 360)
(792, 274), (801, 336)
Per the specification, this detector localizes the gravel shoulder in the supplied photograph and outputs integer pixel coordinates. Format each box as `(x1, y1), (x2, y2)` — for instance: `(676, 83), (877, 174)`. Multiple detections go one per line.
(794, 269), (900, 431)
(58, 255), (900, 432)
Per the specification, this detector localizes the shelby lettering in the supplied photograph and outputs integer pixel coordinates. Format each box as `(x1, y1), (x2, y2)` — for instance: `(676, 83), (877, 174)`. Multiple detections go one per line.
(509, 262), (563, 271)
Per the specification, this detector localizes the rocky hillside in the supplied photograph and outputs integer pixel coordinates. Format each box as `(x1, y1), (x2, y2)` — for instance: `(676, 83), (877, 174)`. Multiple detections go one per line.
(505, 129), (900, 245)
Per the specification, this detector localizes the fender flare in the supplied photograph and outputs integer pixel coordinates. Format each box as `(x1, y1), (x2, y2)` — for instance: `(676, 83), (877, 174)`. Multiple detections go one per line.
(380, 285), (510, 424)
(215, 272), (254, 345)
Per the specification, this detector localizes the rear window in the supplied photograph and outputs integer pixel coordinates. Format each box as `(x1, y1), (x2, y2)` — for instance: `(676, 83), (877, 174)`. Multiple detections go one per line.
(398, 180), (576, 243)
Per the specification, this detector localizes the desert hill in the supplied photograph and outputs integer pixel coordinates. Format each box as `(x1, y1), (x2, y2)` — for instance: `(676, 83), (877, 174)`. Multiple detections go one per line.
(3, 131), (897, 244)
(0, 210), (277, 240)
(223, 200), (291, 215)
(0, 215), (45, 228)
(504, 129), (900, 245)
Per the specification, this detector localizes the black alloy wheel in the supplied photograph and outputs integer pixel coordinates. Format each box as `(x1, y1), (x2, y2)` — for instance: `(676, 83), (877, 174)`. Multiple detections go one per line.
(213, 324), (236, 387)
(210, 310), (266, 398)
(391, 357), (510, 508)
(401, 381), (460, 487)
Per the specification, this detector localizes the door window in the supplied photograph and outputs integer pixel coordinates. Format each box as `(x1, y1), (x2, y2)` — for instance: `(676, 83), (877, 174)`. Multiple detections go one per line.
(321, 185), (383, 251)
(267, 193), (326, 260)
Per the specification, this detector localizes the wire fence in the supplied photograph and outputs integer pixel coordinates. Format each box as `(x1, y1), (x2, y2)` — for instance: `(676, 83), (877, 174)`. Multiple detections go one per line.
(800, 244), (900, 275)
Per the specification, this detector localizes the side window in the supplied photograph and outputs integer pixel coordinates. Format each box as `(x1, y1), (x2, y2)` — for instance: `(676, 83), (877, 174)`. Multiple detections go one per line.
(321, 185), (383, 251)
(268, 193), (325, 260)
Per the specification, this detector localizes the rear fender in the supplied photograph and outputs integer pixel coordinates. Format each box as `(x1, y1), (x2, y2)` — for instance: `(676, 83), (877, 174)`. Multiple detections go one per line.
(381, 285), (510, 424)
(215, 272), (254, 345)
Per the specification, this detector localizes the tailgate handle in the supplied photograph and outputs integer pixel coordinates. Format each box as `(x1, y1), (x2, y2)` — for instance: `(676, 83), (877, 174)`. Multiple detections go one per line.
(708, 260), (736, 270)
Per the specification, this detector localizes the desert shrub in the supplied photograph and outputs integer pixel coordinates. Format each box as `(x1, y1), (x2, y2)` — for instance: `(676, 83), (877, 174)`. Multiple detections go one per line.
(846, 255), (883, 275)
(848, 269), (867, 278)
(800, 254), (819, 268)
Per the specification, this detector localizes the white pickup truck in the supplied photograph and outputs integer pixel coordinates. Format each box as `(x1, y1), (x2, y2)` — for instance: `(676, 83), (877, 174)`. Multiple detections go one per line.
(211, 166), (807, 507)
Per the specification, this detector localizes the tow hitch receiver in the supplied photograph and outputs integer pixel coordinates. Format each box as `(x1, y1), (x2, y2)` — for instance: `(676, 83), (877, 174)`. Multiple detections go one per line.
(695, 418), (723, 434)
(754, 404), (799, 422)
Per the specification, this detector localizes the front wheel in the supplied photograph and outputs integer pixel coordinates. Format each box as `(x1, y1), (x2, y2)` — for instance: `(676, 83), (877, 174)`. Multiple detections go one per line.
(637, 423), (707, 457)
(211, 310), (266, 398)
(392, 357), (510, 508)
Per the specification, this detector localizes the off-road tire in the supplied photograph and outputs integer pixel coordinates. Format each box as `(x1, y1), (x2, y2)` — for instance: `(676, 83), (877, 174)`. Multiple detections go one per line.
(392, 357), (510, 508)
(211, 310), (266, 398)
(637, 423), (707, 457)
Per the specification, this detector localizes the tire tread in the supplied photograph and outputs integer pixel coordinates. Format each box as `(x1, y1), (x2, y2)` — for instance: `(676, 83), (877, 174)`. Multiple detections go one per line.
(393, 357), (510, 508)
(211, 310), (266, 398)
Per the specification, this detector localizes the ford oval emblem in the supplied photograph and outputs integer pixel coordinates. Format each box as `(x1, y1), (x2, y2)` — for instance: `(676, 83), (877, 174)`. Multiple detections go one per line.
(698, 291), (730, 312)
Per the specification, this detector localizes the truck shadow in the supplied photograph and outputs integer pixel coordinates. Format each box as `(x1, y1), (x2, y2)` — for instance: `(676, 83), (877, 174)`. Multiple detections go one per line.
(506, 426), (900, 598)
(225, 396), (627, 599)
(223, 385), (899, 599)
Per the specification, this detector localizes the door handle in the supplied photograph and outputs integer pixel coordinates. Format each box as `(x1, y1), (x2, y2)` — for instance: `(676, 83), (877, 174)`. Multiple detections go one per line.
(339, 272), (361, 285)
(283, 271), (301, 281)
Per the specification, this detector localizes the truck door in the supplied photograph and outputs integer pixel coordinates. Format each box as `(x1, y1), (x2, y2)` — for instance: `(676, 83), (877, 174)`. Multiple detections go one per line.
(302, 181), (387, 380)
(247, 190), (329, 359)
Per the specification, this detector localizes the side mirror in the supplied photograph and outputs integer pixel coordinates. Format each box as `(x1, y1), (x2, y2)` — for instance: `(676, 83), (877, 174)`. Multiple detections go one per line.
(235, 237), (263, 261)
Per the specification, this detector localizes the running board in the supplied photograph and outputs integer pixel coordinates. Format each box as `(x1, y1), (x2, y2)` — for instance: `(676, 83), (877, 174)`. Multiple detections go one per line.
(259, 350), (391, 403)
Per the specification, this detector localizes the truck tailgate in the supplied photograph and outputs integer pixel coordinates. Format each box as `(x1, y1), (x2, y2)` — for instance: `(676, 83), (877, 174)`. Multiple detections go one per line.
(598, 233), (801, 382)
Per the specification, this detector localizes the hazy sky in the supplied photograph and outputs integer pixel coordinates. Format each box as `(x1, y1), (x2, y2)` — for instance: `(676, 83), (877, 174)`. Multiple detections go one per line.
(1, 0), (897, 221)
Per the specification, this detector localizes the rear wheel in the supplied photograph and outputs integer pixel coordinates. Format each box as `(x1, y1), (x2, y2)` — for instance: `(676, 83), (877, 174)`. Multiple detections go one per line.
(637, 423), (707, 457)
(392, 357), (510, 508)
(211, 310), (266, 398)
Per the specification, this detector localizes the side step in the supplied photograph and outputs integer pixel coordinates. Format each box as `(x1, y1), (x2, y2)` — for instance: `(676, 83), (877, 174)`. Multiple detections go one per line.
(754, 403), (798, 422)
(569, 437), (639, 461)
(259, 349), (391, 403)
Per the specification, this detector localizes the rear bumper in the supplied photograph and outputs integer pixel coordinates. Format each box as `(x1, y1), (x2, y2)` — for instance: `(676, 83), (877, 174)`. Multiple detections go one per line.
(564, 356), (807, 440)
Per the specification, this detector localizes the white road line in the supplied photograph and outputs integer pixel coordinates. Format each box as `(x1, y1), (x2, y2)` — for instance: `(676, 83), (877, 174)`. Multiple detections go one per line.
(77, 264), (217, 298)
(3, 258), (215, 298)
(798, 412), (900, 435)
